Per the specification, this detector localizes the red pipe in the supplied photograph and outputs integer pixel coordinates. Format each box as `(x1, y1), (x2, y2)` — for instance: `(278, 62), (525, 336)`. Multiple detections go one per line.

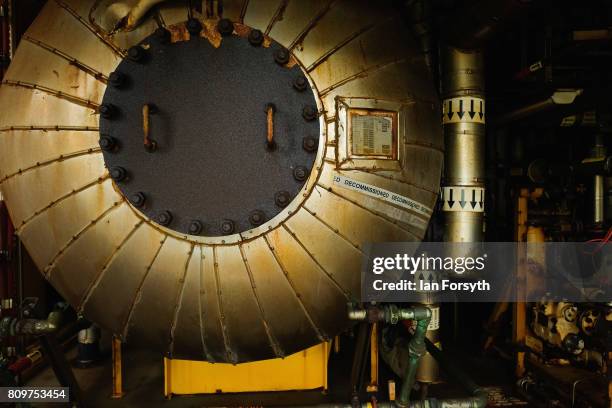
(8, 356), (33, 374)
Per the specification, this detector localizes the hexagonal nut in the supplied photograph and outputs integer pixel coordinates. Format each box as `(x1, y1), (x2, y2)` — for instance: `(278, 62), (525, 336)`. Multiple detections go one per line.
(248, 210), (266, 226)
(99, 104), (116, 119)
(302, 136), (318, 153)
(127, 46), (146, 62)
(130, 192), (146, 208)
(274, 48), (290, 65)
(156, 211), (173, 226)
(217, 18), (234, 36)
(99, 135), (117, 152)
(188, 220), (203, 235)
(302, 105), (318, 121)
(293, 166), (309, 182)
(248, 29), (264, 46)
(109, 166), (127, 182)
(274, 191), (291, 208)
(186, 18), (202, 35)
(108, 72), (126, 88)
(220, 219), (235, 235)
(293, 75), (308, 91)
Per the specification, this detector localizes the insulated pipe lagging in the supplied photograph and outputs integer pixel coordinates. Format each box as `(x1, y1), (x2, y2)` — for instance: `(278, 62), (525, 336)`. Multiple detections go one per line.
(441, 46), (485, 244)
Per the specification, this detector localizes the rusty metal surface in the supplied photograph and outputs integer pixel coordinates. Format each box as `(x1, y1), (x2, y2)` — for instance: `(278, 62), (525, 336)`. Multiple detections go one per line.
(0, 0), (442, 362)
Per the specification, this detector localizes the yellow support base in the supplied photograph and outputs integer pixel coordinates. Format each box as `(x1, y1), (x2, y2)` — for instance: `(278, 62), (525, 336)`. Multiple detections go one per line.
(164, 343), (329, 397)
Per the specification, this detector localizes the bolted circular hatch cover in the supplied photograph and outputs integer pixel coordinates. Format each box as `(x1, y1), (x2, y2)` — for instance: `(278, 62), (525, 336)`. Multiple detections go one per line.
(99, 23), (319, 236)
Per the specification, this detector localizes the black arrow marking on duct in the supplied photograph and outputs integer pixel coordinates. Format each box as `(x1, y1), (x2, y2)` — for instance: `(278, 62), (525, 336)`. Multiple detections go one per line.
(459, 189), (466, 208)
(418, 272), (425, 282)
(447, 100), (454, 120)
(469, 99), (476, 119)
(470, 189), (477, 209)
(447, 188), (455, 208)
(479, 189), (484, 209)
(479, 100), (484, 120)
(457, 99), (465, 119)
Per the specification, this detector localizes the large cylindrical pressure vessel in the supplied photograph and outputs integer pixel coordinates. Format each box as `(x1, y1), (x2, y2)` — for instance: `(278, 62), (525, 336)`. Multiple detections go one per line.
(0, 0), (442, 362)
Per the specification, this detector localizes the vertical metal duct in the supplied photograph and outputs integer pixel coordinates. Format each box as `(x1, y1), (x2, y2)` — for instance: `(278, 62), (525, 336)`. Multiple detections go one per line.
(591, 135), (607, 225)
(417, 45), (485, 387)
(440, 46), (485, 243)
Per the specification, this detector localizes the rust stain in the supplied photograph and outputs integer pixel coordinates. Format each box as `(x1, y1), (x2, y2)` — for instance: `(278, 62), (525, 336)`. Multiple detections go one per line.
(169, 24), (191, 43)
(286, 55), (298, 69)
(233, 22), (250, 38)
(201, 18), (222, 48)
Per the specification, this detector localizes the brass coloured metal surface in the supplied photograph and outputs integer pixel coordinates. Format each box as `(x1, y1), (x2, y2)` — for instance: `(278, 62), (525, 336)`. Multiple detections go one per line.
(0, 0), (442, 362)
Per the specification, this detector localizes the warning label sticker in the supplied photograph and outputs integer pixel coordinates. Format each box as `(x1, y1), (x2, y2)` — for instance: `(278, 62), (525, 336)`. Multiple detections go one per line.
(349, 110), (396, 158)
(441, 186), (485, 212)
(428, 306), (440, 330)
(333, 174), (432, 217)
(442, 97), (485, 124)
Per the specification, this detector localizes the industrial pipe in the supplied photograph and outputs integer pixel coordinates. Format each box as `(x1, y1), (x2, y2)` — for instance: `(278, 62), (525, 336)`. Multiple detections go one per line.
(13, 309), (62, 335)
(589, 135), (608, 225)
(404, 0), (436, 72)
(289, 332), (489, 408)
(493, 89), (583, 127)
(397, 309), (431, 407)
(0, 303), (65, 337)
(441, 0), (537, 50)
(349, 305), (431, 407)
(441, 46), (485, 244)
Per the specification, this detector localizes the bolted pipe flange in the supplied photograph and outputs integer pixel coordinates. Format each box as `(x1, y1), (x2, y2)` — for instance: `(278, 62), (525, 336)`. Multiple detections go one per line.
(99, 24), (319, 236)
(302, 136), (318, 153)
(188, 220), (204, 235)
(248, 29), (264, 46)
(99, 104), (116, 119)
(274, 49), (290, 65)
(293, 166), (308, 182)
(127, 46), (146, 62)
(186, 18), (202, 36)
(293, 75), (307, 92)
(108, 72), (125, 89)
(99, 135), (117, 152)
(248, 210), (266, 226)
(302, 105), (318, 121)
(130, 192), (146, 208)
(109, 166), (127, 182)
(156, 211), (173, 226)
(274, 191), (291, 208)
(154, 27), (171, 43)
(220, 219), (235, 235)
(217, 18), (234, 36)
